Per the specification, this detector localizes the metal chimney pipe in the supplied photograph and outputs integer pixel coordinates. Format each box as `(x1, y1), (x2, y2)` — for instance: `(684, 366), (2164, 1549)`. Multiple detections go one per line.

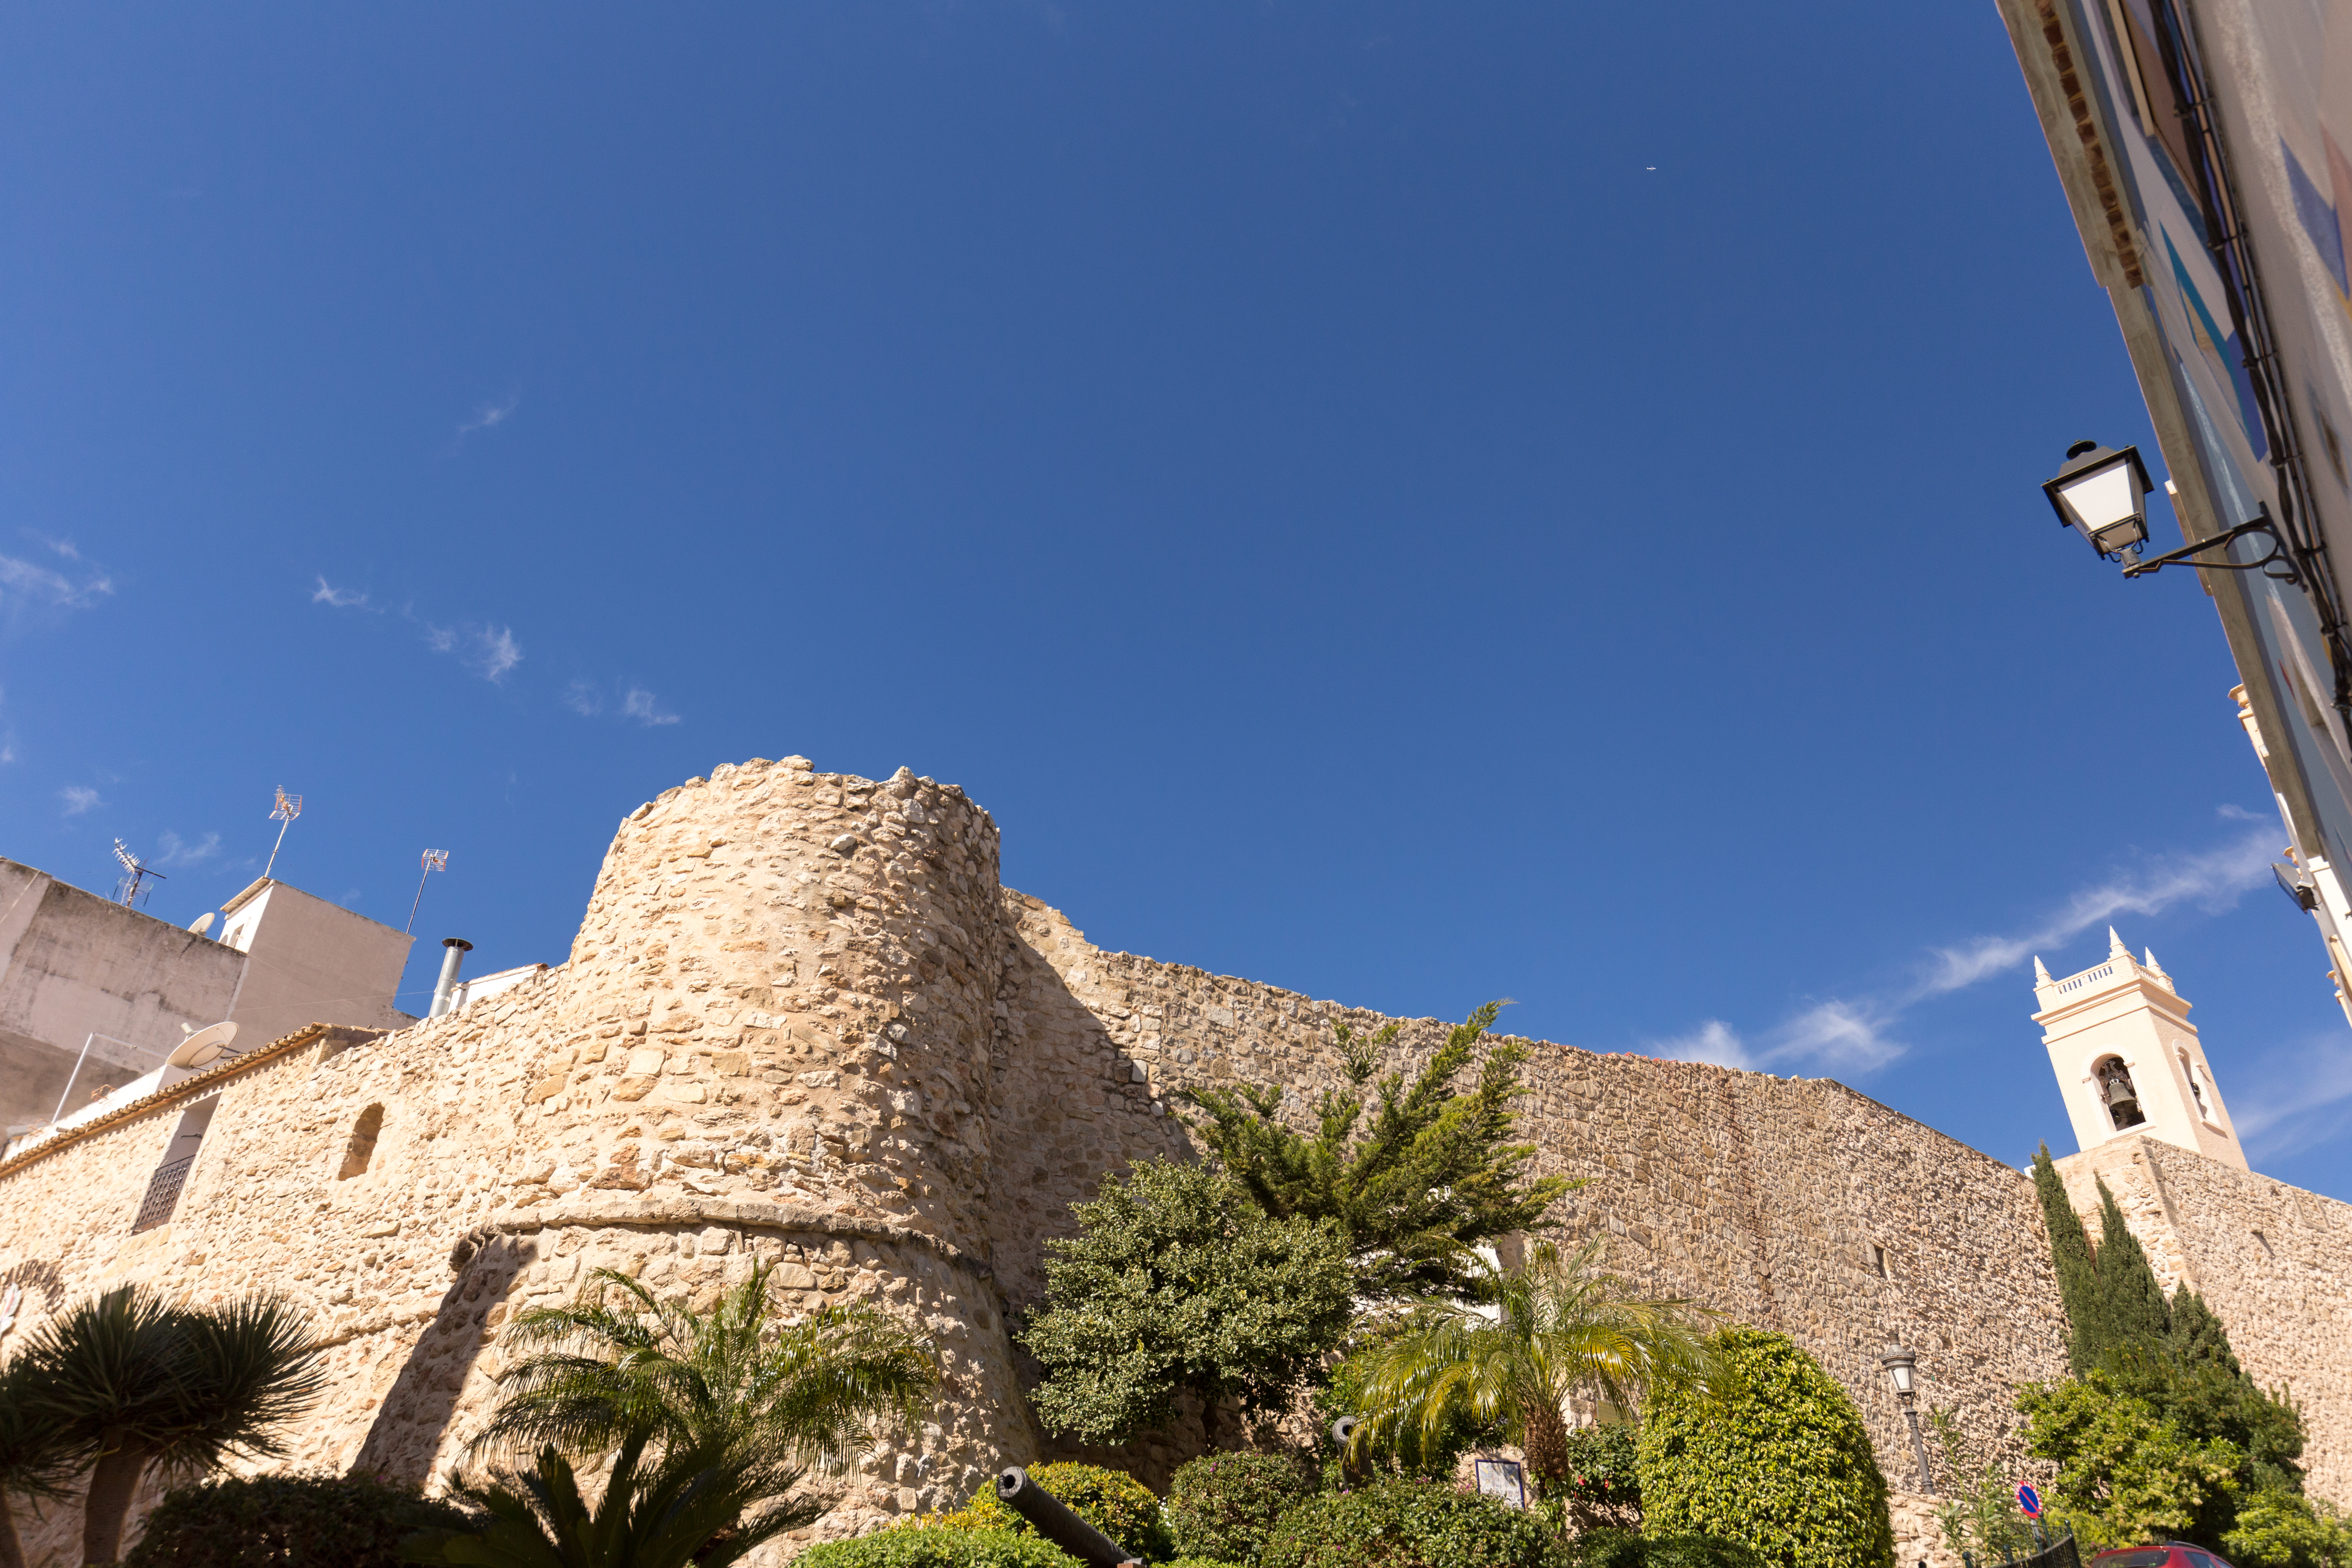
(429, 938), (474, 1019)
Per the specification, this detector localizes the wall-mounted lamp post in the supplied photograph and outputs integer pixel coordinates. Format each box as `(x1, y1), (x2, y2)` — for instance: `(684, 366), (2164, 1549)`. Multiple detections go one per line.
(1878, 1344), (1936, 1494)
(2043, 439), (2301, 585)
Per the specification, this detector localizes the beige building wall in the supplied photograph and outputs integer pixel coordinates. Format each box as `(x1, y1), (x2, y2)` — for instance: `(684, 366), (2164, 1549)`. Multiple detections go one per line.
(216, 879), (417, 1045)
(0, 859), (245, 1134)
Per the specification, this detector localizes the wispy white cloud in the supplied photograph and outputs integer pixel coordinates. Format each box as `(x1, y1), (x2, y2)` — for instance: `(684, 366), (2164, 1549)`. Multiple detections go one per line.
(1909, 829), (2275, 1001)
(621, 687), (681, 726)
(2230, 1035), (2352, 1163)
(423, 622), (522, 683)
(58, 784), (101, 816)
(0, 549), (113, 613)
(457, 393), (520, 438)
(153, 830), (222, 870)
(478, 626), (522, 681)
(1644, 825), (2279, 1080)
(561, 680), (603, 717)
(1646, 1020), (1756, 1069)
(311, 576), (374, 610)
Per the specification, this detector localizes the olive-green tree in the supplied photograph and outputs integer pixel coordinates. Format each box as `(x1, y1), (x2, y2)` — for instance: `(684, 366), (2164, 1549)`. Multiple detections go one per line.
(1022, 1157), (1354, 1446)
(1182, 1003), (1575, 1299)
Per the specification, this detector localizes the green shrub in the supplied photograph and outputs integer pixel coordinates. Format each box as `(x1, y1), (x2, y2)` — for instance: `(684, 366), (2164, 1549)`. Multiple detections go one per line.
(1564, 1529), (1762, 1568)
(1165, 1559), (1251, 1568)
(1167, 1452), (1314, 1565)
(1261, 1478), (1562, 1568)
(1637, 1329), (1892, 1568)
(802, 1525), (1083, 1568)
(122, 1472), (480, 1568)
(952, 1463), (1174, 1563)
(1555, 1427), (1642, 1529)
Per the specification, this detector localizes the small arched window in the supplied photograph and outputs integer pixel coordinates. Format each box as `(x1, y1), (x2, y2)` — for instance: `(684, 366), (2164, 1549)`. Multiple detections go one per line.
(338, 1104), (385, 1180)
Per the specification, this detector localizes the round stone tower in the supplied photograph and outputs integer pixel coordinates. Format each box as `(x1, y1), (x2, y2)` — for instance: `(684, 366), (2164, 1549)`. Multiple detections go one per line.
(462, 753), (1035, 1531)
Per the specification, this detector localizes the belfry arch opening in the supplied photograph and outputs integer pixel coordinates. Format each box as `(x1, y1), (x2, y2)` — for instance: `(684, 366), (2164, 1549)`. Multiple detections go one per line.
(2094, 1056), (2145, 1130)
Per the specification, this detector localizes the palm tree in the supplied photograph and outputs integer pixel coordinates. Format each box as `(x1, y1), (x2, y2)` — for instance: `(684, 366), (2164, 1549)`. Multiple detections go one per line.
(0, 1357), (80, 1568)
(404, 1429), (805, 1568)
(15, 1285), (325, 1564)
(471, 1259), (935, 1535)
(1348, 1236), (1717, 1497)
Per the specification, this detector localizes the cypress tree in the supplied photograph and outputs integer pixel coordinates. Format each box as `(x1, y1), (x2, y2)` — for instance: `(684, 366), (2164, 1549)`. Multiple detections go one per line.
(2030, 1144), (2101, 1374)
(2088, 1179), (2172, 1359)
(2166, 1285), (2244, 1378)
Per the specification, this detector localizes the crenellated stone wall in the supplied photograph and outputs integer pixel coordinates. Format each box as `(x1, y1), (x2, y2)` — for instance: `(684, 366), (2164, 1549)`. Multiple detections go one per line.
(0, 753), (2342, 1567)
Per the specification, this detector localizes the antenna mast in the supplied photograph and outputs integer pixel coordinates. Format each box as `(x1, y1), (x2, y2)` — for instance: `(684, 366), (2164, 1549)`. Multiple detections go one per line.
(112, 839), (167, 908)
(407, 848), (449, 934)
(263, 787), (303, 879)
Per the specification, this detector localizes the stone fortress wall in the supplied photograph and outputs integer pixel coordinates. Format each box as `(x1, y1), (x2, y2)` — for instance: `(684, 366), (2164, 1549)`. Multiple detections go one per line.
(0, 755), (2342, 1564)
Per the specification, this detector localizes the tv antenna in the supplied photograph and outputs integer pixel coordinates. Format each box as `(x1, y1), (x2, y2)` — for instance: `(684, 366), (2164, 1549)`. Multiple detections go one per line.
(263, 787), (303, 879)
(112, 839), (166, 908)
(407, 848), (449, 934)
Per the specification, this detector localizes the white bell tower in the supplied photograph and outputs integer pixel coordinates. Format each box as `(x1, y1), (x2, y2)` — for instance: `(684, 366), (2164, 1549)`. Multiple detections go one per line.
(2033, 928), (2248, 1169)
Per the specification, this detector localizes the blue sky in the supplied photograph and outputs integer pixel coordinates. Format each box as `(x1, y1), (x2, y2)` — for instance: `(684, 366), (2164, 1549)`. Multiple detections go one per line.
(6, 3), (2347, 1200)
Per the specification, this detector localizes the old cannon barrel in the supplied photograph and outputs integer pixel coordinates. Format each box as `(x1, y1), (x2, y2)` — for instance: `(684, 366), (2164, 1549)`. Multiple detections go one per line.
(994, 1467), (1137, 1568)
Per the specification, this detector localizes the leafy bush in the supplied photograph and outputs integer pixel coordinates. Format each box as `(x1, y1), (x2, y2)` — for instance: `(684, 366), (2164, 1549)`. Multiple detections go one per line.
(1167, 1452), (1315, 1565)
(122, 1472), (480, 1568)
(1166, 1559), (1251, 1568)
(1553, 1426), (1642, 1530)
(952, 1463), (1174, 1563)
(1563, 1529), (1761, 1568)
(2222, 1488), (2352, 1568)
(1260, 1478), (1562, 1568)
(802, 1525), (1082, 1568)
(1637, 1329), (1893, 1568)
(2016, 1371), (2240, 1550)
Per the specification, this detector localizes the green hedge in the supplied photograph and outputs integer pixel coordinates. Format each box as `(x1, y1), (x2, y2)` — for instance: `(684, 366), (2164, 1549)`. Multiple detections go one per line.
(1261, 1478), (1562, 1568)
(1565, 1528), (1763, 1568)
(1638, 1329), (1893, 1568)
(122, 1472), (480, 1568)
(948, 1463), (1173, 1563)
(1167, 1452), (1315, 1565)
(802, 1525), (1083, 1568)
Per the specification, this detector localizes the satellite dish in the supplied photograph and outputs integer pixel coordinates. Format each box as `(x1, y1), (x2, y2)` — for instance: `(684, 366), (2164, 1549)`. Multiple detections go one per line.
(168, 1021), (239, 1069)
(188, 912), (216, 937)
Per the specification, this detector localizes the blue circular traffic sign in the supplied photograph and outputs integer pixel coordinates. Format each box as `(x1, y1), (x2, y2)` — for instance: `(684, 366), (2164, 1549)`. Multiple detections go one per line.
(2016, 1484), (2042, 1518)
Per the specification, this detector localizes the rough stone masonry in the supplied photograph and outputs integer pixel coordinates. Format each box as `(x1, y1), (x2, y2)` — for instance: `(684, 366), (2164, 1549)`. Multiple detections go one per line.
(0, 756), (2342, 1565)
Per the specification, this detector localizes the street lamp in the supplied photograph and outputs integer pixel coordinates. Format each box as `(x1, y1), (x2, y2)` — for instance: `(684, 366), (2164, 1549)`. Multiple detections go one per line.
(2042, 439), (2302, 585)
(2043, 440), (2154, 562)
(1877, 1344), (1936, 1494)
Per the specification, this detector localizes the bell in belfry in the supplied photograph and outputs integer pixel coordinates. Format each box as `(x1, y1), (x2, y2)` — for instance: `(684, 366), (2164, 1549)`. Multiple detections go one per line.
(2098, 1061), (2144, 1127)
